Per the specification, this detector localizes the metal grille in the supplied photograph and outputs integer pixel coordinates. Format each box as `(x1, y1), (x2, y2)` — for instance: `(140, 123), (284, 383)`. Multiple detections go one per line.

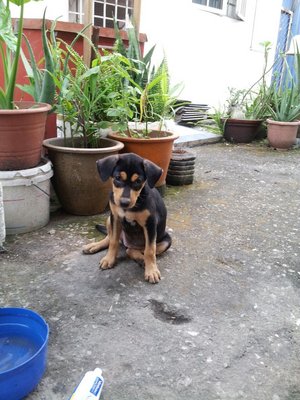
(272, 7), (293, 86)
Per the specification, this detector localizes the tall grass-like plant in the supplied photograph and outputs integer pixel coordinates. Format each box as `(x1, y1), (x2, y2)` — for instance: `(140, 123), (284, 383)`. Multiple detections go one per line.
(113, 22), (156, 90)
(112, 23), (182, 137)
(0, 0), (43, 109)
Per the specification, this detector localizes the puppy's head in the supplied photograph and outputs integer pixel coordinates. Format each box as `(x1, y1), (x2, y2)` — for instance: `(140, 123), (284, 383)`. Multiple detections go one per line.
(96, 153), (162, 209)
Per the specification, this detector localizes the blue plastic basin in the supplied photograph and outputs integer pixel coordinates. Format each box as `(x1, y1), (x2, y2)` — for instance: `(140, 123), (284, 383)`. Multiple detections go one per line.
(0, 308), (49, 400)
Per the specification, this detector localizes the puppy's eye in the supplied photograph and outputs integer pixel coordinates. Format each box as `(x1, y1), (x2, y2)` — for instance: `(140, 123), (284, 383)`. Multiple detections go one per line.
(132, 177), (143, 189)
(114, 175), (121, 181)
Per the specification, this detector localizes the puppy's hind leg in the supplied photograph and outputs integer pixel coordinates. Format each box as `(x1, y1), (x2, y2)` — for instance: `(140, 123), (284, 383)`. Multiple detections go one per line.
(126, 248), (144, 264)
(156, 232), (172, 255)
(82, 236), (109, 254)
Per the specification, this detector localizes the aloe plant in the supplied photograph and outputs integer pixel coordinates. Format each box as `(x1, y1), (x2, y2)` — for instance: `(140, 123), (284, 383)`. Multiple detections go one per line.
(267, 54), (300, 122)
(18, 9), (56, 107)
(268, 82), (300, 122)
(0, 0), (43, 109)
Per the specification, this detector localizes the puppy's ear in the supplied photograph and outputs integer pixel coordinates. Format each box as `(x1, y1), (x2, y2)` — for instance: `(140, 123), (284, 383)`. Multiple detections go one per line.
(143, 159), (163, 188)
(96, 155), (119, 181)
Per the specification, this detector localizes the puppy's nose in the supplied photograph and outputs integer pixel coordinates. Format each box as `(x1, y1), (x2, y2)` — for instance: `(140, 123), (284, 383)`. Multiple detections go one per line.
(120, 197), (131, 208)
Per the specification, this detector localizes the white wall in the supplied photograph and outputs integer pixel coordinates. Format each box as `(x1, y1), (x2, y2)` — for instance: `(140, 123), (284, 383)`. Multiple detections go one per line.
(139, 0), (282, 108)
(10, 0), (69, 22)
(11, 0), (282, 108)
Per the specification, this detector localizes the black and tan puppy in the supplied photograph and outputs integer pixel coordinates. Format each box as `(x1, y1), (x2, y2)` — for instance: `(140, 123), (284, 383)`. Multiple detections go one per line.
(83, 153), (172, 283)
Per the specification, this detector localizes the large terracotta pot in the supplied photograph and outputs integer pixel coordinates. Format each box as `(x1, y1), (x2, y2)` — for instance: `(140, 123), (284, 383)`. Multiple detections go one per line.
(223, 118), (262, 143)
(266, 119), (300, 150)
(0, 101), (51, 170)
(43, 137), (124, 215)
(108, 130), (179, 187)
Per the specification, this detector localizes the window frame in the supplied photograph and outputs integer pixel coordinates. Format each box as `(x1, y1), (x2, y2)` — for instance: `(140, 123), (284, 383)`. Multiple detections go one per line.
(192, 0), (247, 20)
(192, 0), (227, 16)
(68, 0), (141, 29)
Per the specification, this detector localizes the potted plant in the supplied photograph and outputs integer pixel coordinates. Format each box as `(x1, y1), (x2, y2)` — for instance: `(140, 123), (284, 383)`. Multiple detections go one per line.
(43, 47), (124, 215)
(220, 85), (272, 143)
(199, 42), (273, 143)
(266, 81), (300, 150)
(0, 0), (51, 170)
(107, 26), (181, 189)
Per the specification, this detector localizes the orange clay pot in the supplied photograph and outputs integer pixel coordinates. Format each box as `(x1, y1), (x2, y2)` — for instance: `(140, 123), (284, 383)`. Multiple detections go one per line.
(108, 130), (179, 188)
(0, 101), (51, 170)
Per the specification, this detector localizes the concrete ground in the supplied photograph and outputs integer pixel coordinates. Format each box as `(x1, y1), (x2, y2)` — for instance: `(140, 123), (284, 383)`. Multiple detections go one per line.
(1, 140), (300, 400)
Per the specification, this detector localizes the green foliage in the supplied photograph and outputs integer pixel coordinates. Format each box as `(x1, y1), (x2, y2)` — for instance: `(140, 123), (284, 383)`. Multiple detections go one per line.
(55, 46), (130, 148)
(0, 0), (43, 109)
(268, 81), (300, 122)
(267, 51), (300, 122)
(112, 23), (182, 137)
(224, 42), (300, 123)
(18, 10), (57, 107)
(206, 42), (274, 127)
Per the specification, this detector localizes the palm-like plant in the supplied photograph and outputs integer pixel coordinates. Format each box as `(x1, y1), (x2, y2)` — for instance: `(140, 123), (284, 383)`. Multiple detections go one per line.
(112, 23), (182, 136)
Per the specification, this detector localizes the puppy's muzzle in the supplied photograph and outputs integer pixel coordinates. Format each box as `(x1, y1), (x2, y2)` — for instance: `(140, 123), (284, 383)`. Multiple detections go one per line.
(120, 197), (131, 208)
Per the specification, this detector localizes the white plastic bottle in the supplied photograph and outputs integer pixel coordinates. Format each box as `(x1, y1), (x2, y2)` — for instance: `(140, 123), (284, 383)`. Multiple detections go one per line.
(70, 368), (104, 400)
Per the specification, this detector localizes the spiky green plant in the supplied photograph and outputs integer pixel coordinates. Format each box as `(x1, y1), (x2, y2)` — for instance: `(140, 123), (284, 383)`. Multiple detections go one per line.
(112, 23), (182, 136)
(0, 0), (44, 109)
(18, 9), (56, 107)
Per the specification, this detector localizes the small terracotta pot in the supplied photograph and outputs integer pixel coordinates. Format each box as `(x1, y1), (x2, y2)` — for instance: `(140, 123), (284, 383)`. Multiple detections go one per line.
(266, 119), (300, 150)
(108, 130), (179, 187)
(43, 137), (124, 215)
(0, 101), (51, 170)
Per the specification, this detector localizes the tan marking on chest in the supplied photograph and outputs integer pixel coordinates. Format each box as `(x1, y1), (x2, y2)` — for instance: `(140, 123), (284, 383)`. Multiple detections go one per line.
(124, 209), (151, 227)
(110, 203), (150, 227)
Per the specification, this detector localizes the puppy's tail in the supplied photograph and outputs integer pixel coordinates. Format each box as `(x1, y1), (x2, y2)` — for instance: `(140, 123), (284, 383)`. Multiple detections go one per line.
(95, 224), (107, 235)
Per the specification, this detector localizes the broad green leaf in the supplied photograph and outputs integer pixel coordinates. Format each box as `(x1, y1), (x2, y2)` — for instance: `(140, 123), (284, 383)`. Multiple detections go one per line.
(0, 0), (17, 51)
(16, 83), (35, 97)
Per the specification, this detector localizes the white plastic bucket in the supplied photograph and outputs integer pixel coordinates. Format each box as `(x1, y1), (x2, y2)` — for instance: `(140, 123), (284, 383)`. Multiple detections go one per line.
(0, 159), (53, 235)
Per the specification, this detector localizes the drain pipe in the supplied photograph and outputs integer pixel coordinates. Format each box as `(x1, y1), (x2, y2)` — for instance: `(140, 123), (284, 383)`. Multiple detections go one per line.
(0, 183), (6, 252)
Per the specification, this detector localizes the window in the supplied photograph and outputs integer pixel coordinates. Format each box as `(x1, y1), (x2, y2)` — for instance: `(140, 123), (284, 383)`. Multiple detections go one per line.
(69, 0), (84, 23)
(192, 0), (226, 14)
(192, 0), (247, 20)
(69, 0), (136, 28)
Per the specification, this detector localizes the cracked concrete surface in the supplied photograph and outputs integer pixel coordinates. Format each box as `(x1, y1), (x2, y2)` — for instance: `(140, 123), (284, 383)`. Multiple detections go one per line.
(1, 142), (300, 400)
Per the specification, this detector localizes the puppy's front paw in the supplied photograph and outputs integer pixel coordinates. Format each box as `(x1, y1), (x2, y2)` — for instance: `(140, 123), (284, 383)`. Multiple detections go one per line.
(99, 255), (116, 270)
(145, 266), (161, 284)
